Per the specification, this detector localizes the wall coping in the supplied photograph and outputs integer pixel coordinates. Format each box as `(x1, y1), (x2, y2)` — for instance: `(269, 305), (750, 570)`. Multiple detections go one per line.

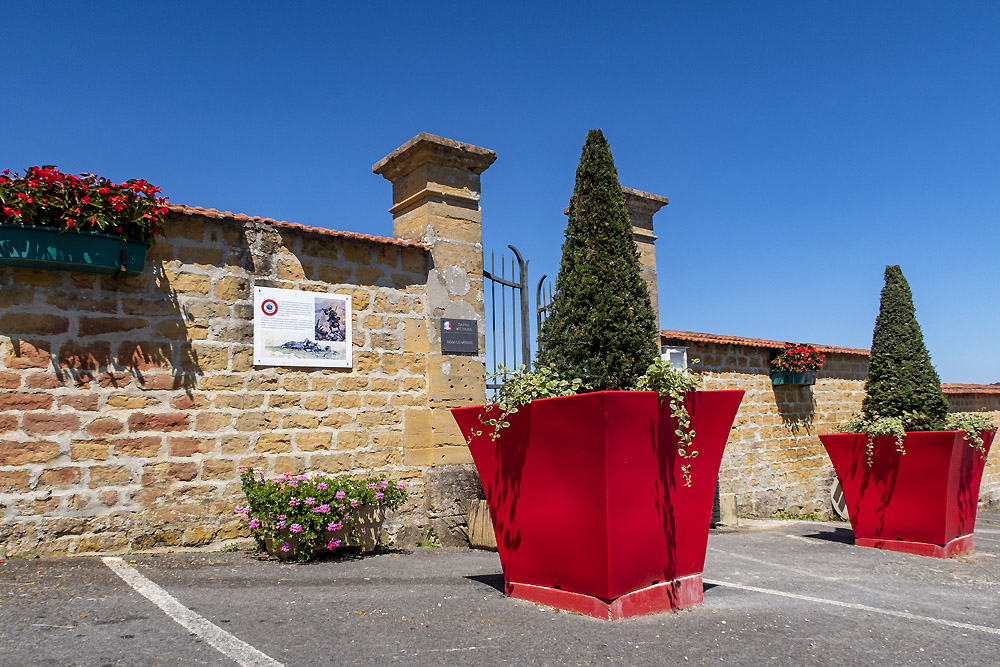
(372, 133), (497, 182)
(942, 384), (1000, 395)
(660, 329), (869, 356)
(166, 204), (431, 250)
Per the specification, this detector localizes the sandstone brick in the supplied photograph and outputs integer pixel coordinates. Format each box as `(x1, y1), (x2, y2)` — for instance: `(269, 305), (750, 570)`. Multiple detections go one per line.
(166, 272), (211, 295)
(202, 459), (235, 480)
(364, 315), (383, 329)
(283, 414), (320, 429)
(140, 462), (170, 485)
(0, 287), (36, 308)
(235, 412), (278, 432)
(268, 393), (302, 409)
(200, 375), (245, 391)
(221, 435), (250, 454)
(0, 414), (16, 432)
(86, 417), (124, 436)
(302, 395), (328, 411)
(214, 275), (249, 301)
(128, 413), (189, 432)
(107, 394), (158, 409)
(276, 256), (306, 281)
(256, 433), (293, 453)
(216, 394), (265, 409)
(0, 313), (69, 335)
(356, 410), (401, 427)
(403, 319), (430, 353)
(404, 446), (473, 466)
(170, 437), (215, 457)
(403, 409), (433, 451)
(196, 412), (233, 431)
(401, 247), (428, 273)
(282, 377), (310, 392)
(170, 462), (199, 481)
(325, 393), (360, 409)
(337, 377), (368, 391)
(4, 341), (51, 369)
(118, 341), (173, 371)
(71, 440), (110, 461)
(0, 470), (30, 493)
(59, 394), (100, 411)
(337, 430), (369, 450)
(0, 372), (21, 389)
(77, 316), (147, 337)
(89, 464), (132, 487)
(315, 265), (352, 284)
(115, 437), (163, 457)
(355, 450), (403, 469)
(171, 393), (211, 410)
(338, 287), (370, 310)
(296, 432), (333, 452)
(24, 413), (81, 435)
(231, 347), (254, 372)
(98, 490), (120, 507)
(18, 496), (62, 515)
(273, 457), (305, 476)
(373, 432), (403, 449)
(38, 467), (82, 488)
(138, 373), (184, 391)
(0, 392), (54, 411)
(25, 372), (69, 389)
(355, 267), (384, 285)
(155, 320), (208, 340)
(364, 395), (389, 408)
(98, 372), (134, 389)
(310, 453), (353, 474)
(354, 352), (379, 374)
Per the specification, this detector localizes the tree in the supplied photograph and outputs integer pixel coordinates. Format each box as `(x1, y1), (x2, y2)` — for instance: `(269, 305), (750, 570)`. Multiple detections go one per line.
(536, 129), (658, 390)
(861, 265), (949, 430)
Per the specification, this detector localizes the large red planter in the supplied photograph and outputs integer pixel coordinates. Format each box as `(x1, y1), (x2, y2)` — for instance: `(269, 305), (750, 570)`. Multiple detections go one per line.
(820, 431), (995, 558)
(452, 389), (744, 619)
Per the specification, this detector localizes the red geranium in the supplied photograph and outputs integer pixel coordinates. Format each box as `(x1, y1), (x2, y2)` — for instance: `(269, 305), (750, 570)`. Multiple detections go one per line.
(0, 166), (168, 244)
(771, 343), (825, 372)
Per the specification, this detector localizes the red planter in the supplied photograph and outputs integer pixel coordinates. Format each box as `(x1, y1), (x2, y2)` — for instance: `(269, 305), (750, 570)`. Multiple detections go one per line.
(452, 389), (744, 619)
(819, 431), (995, 558)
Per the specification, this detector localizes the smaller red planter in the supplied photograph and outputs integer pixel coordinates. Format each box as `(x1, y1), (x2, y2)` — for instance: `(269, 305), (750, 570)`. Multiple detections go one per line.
(820, 431), (995, 558)
(452, 390), (744, 619)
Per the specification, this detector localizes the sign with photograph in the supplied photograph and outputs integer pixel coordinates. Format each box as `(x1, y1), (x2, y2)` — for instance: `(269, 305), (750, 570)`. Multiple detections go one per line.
(253, 286), (352, 368)
(440, 318), (478, 354)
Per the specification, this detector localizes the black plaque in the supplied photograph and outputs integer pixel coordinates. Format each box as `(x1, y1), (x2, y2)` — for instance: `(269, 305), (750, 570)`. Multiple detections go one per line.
(440, 318), (478, 354)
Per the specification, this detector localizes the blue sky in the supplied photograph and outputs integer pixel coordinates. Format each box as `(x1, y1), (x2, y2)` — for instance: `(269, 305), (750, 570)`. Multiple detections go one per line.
(5, 2), (999, 383)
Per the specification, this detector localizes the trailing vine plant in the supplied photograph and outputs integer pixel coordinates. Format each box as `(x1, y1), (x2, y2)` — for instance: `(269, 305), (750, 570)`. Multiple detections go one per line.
(944, 412), (997, 457)
(837, 414), (906, 467)
(470, 364), (585, 442)
(633, 358), (702, 487)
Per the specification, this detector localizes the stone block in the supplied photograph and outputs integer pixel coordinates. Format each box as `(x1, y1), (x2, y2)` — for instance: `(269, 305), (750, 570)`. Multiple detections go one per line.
(23, 413), (82, 435)
(467, 499), (497, 550)
(405, 445), (473, 466)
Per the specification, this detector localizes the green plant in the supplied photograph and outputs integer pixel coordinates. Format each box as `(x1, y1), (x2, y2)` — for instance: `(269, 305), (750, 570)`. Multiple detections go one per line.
(838, 414), (906, 466)
(633, 358), (702, 487)
(219, 542), (244, 553)
(236, 468), (407, 562)
(861, 265), (949, 431)
(0, 166), (169, 243)
(944, 412), (997, 457)
(536, 129), (659, 390)
(473, 364), (585, 441)
(415, 527), (441, 548)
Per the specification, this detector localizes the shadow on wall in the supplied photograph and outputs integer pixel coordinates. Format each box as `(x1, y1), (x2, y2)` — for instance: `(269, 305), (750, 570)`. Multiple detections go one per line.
(773, 385), (815, 435)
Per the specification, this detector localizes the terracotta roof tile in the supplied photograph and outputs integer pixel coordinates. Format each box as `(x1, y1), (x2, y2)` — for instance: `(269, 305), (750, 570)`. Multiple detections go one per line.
(660, 329), (869, 356)
(166, 204), (431, 250)
(941, 383), (1000, 395)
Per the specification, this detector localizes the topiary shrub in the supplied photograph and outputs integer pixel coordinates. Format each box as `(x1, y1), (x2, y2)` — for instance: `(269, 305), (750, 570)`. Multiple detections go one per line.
(861, 264), (949, 431)
(535, 129), (658, 390)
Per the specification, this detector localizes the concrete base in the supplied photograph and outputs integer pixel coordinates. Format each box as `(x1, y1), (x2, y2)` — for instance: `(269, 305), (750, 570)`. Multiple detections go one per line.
(717, 493), (739, 527)
(855, 533), (973, 559)
(504, 575), (704, 620)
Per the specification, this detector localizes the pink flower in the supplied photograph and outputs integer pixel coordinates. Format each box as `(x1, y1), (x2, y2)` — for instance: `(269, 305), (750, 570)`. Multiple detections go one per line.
(335, 491), (346, 500)
(396, 481), (406, 490)
(289, 524), (302, 534)
(350, 499), (359, 508)
(276, 520), (286, 529)
(304, 497), (315, 506)
(379, 480), (389, 489)
(279, 542), (290, 552)
(296, 475), (308, 481)
(289, 497), (300, 507)
(327, 538), (342, 549)
(375, 491), (384, 500)
(248, 518), (260, 529)
(317, 482), (328, 490)
(327, 521), (343, 531)
(287, 480), (298, 488)
(312, 504), (330, 514)
(238, 465), (249, 472)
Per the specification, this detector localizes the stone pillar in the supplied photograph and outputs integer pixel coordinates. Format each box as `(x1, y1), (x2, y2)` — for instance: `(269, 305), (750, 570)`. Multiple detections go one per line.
(373, 133), (496, 468)
(622, 187), (668, 334)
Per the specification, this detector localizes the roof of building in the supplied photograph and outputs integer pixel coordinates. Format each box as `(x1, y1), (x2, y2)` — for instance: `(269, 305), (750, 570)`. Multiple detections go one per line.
(166, 204), (431, 250)
(941, 383), (1000, 395)
(659, 329), (870, 356)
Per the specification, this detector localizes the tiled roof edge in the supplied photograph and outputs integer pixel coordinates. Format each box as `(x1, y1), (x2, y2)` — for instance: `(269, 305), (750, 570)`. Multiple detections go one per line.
(660, 329), (869, 356)
(941, 384), (1000, 395)
(166, 204), (431, 250)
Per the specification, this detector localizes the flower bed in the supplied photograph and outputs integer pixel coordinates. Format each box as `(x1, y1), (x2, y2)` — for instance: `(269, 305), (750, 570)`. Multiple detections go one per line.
(236, 468), (407, 562)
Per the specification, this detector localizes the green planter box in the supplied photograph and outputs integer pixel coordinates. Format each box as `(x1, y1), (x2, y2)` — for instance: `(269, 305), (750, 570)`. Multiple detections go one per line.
(0, 225), (150, 277)
(770, 370), (817, 386)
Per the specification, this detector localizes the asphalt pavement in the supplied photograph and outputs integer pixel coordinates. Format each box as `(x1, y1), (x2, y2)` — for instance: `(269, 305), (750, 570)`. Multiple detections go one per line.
(2, 511), (999, 667)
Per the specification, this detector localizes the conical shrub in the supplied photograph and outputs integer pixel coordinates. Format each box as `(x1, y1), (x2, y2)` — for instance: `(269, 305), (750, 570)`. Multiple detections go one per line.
(861, 265), (949, 431)
(536, 129), (658, 390)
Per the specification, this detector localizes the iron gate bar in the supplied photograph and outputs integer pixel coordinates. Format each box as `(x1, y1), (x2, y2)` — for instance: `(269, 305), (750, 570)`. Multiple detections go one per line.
(484, 245), (531, 390)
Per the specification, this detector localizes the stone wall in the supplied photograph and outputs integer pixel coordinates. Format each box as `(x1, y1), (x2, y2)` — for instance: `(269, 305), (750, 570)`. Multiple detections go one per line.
(0, 133), (494, 557)
(661, 331), (1000, 516)
(943, 385), (1000, 506)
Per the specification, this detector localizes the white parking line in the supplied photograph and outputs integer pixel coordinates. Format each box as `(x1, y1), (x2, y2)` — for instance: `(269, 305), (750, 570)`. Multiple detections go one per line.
(704, 578), (1000, 636)
(103, 557), (283, 667)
